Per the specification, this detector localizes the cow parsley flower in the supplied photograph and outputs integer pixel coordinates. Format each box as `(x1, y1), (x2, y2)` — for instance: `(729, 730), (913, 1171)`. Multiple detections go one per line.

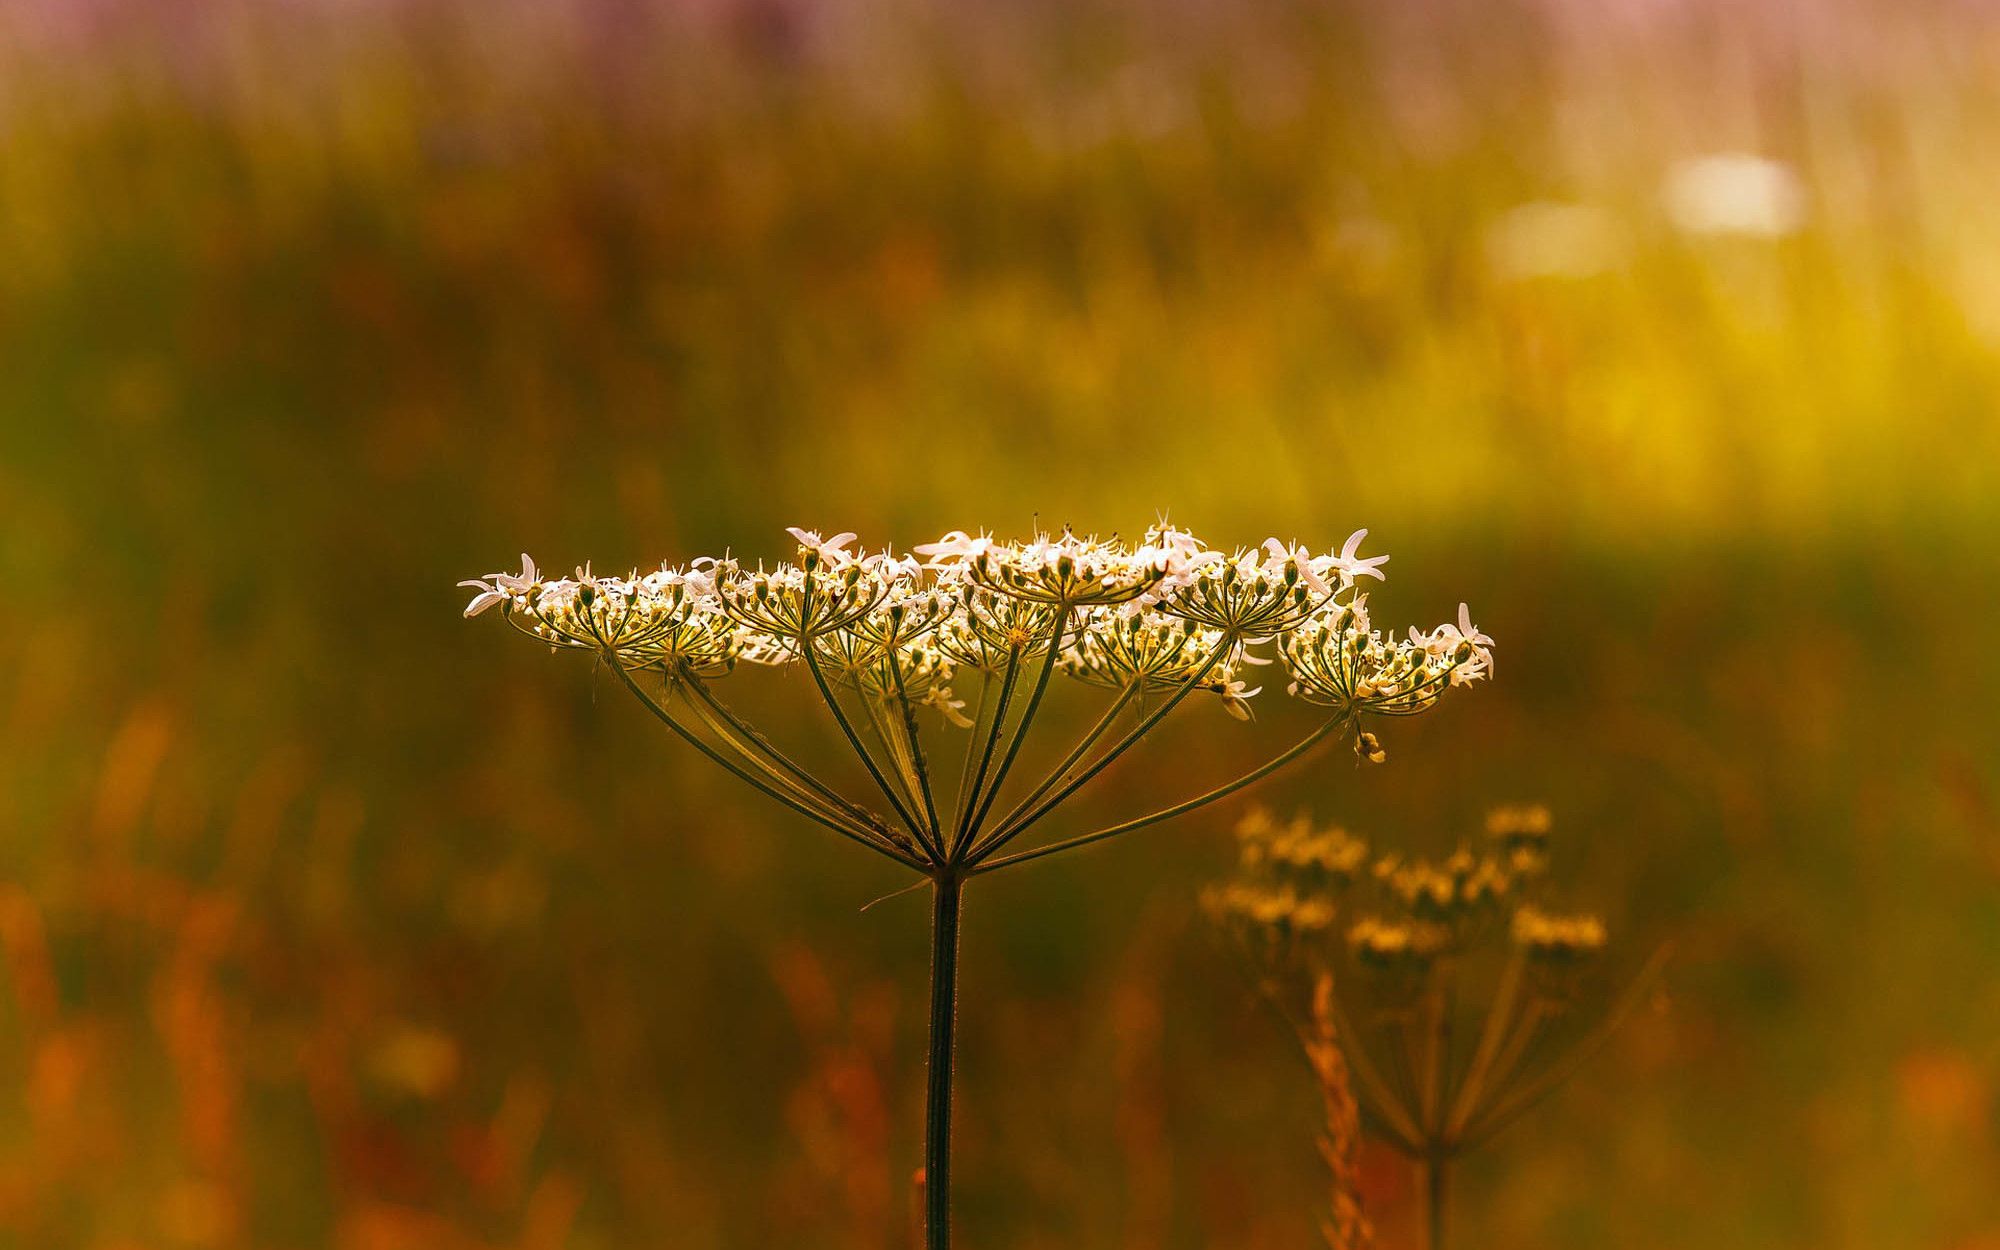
(458, 553), (540, 617)
(786, 528), (862, 569)
(965, 527), (1168, 607)
(1326, 528), (1388, 585)
(461, 520), (1494, 1250)
(1281, 595), (1488, 719)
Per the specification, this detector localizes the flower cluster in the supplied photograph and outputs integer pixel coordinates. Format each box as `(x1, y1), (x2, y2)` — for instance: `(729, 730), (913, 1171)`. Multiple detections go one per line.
(1510, 906), (1608, 966)
(1280, 599), (1494, 723)
(1208, 802), (1661, 1180)
(1207, 804), (1606, 986)
(1485, 803), (1553, 876)
(460, 523), (1492, 734)
(460, 555), (745, 674)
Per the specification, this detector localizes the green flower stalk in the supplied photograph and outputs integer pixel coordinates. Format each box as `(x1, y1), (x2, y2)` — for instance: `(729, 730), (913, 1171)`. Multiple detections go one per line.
(461, 523), (1492, 1249)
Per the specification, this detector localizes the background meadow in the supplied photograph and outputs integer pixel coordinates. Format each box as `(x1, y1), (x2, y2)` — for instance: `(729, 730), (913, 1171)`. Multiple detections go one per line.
(2, 0), (1999, 1245)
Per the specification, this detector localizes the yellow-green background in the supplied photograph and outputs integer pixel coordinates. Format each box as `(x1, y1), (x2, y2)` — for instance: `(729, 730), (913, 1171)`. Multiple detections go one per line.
(2, 0), (1997, 1246)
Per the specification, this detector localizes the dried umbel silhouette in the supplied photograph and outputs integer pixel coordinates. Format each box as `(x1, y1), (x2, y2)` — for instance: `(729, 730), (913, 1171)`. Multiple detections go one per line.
(461, 523), (1492, 1248)
(1208, 806), (1669, 1250)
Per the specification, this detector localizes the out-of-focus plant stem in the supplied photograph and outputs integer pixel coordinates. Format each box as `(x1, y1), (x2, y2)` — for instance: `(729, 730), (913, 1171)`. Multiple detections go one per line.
(1422, 1155), (1449, 1250)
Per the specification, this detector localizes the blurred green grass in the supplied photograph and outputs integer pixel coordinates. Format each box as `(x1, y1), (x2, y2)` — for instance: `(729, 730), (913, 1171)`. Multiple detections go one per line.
(2, 0), (1999, 1246)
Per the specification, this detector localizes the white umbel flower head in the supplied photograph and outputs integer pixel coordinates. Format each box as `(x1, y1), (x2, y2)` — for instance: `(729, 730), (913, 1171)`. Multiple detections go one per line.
(461, 523), (1488, 742)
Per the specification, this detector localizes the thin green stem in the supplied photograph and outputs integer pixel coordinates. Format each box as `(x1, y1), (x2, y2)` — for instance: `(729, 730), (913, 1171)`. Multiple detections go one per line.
(1444, 951), (1526, 1141)
(1460, 944), (1673, 1149)
(968, 714), (1345, 874)
(1246, 966), (1424, 1157)
(1314, 984), (1426, 1151)
(924, 873), (963, 1250)
(1470, 1000), (1549, 1130)
(857, 684), (940, 860)
(674, 678), (894, 839)
(866, 695), (926, 807)
(947, 670), (995, 855)
(606, 657), (924, 870)
(1385, 1012), (1426, 1134)
(955, 648), (1023, 842)
(1419, 972), (1453, 1136)
(976, 682), (1138, 857)
(887, 650), (944, 848)
(972, 633), (1237, 855)
(1421, 1156), (1449, 1250)
(960, 609), (1072, 849)
(679, 671), (877, 823)
(802, 639), (929, 848)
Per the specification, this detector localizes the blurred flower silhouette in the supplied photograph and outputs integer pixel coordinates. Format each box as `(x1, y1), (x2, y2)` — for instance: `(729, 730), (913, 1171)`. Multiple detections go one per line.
(1209, 805), (1668, 1250)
